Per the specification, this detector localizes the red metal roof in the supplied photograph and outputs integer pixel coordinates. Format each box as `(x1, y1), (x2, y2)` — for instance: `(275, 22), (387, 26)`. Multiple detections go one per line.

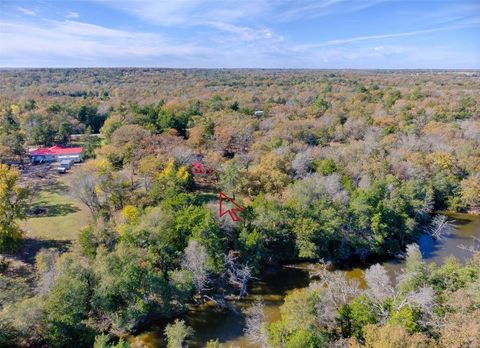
(29, 145), (83, 156)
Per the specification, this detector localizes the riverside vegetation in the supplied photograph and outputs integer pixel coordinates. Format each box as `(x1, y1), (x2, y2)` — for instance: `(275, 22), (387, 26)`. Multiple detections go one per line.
(0, 69), (479, 347)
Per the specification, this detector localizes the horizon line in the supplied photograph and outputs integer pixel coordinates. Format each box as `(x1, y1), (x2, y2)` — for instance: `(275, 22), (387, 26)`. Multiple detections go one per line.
(0, 67), (479, 71)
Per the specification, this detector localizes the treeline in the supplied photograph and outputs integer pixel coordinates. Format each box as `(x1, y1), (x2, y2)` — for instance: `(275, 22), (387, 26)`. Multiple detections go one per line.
(0, 101), (106, 149)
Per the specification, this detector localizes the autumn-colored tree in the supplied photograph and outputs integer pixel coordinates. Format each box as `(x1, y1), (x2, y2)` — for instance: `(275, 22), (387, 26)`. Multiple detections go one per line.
(349, 324), (435, 348)
(460, 174), (480, 210)
(0, 164), (29, 251)
(247, 151), (291, 195)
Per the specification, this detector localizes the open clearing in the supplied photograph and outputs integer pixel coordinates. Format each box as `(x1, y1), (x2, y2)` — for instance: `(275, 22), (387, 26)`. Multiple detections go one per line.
(21, 166), (90, 242)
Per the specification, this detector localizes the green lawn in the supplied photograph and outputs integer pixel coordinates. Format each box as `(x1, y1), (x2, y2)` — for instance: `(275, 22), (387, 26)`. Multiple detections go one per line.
(21, 173), (91, 241)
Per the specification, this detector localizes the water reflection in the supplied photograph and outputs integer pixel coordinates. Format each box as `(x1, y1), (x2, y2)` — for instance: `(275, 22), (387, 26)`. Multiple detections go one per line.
(417, 213), (480, 263)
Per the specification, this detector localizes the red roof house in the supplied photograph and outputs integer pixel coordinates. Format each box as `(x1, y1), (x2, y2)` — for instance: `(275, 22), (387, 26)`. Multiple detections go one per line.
(29, 145), (83, 163)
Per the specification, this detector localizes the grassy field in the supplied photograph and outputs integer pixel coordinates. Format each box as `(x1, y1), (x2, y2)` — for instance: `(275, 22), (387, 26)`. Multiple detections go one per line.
(21, 170), (90, 242)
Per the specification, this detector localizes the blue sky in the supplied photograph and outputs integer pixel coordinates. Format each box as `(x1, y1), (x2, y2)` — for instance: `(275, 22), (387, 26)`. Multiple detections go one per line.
(0, 0), (479, 68)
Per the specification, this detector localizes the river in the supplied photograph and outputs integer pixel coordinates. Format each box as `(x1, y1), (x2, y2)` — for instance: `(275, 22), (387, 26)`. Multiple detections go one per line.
(130, 213), (480, 347)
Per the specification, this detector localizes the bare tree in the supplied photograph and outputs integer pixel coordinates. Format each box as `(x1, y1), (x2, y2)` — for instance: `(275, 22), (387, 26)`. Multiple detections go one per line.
(71, 170), (100, 217)
(181, 240), (209, 293)
(27, 181), (41, 206)
(291, 148), (312, 179)
(286, 173), (349, 208)
(310, 265), (360, 327)
(365, 264), (395, 302)
(244, 298), (269, 348)
(170, 146), (196, 166)
(379, 284), (435, 329)
(35, 248), (59, 297)
(425, 215), (455, 240)
(224, 252), (253, 299)
(416, 190), (434, 221)
(395, 286), (435, 323)
(363, 262), (435, 326)
(362, 264), (396, 323)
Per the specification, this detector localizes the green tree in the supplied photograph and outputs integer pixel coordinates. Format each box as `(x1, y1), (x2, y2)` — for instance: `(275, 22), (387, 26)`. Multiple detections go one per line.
(285, 329), (327, 348)
(26, 115), (56, 146)
(460, 175), (480, 209)
(201, 117), (215, 139)
(0, 110), (25, 163)
(205, 339), (221, 348)
(82, 126), (100, 159)
(292, 217), (321, 259)
(311, 96), (330, 116)
(43, 255), (94, 346)
(313, 158), (337, 175)
(164, 319), (193, 348)
(219, 159), (246, 194)
(77, 105), (106, 133)
(280, 288), (320, 332)
(428, 256), (478, 292)
(56, 121), (72, 144)
(388, 306), (421, 334)
(397, 244), (428, 294)
(92, 243), (170, 331)
(383, 89), (401, 108)
(339, 295), (378, 339)
(94, 334), (130, 348)
(173, 205), (225, 272)
(238, 227), (265, 269)
(0, 164), (29, 251)
(24, 98), (36, 110)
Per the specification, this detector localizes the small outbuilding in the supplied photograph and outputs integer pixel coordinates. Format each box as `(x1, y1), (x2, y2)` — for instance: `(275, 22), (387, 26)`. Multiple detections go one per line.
(254, 110), (264, 117)
(59, 159), (74, 170)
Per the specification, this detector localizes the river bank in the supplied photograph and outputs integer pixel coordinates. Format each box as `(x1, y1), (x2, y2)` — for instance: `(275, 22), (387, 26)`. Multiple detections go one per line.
(131, 213), (480, 347)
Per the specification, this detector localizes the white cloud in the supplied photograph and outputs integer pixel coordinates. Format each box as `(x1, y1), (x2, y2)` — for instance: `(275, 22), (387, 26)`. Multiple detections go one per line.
(288, 41), (479, 69)
(95, 0), (267, 26)
(0, 19), (212, 67)
(66, 11), (80, 19)
(2, 1), (479, 68)
(204, 21), (283, 42)
(1, 16), (477, 68)
(95, 0), (385, 26)
(273, 0), (385, 21)
(17, 7), (36, 16)
(52, 20), (141, 38)
(92, 1), (287, 56)
(293, 19), (480, 51)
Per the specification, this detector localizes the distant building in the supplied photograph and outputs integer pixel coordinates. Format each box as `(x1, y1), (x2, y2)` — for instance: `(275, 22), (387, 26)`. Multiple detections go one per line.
(29, 145), (83, 164)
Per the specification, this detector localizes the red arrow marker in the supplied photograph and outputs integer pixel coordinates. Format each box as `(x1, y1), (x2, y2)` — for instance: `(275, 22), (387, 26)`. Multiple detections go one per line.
(219, 192), (244, 222)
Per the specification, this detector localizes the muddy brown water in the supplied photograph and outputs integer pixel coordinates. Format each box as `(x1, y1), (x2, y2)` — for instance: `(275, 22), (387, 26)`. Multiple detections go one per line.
(130, 213), (480, 347)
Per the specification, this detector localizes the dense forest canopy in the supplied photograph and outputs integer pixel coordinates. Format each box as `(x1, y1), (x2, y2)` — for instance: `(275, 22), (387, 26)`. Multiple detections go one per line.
(0, 69), (479, 347)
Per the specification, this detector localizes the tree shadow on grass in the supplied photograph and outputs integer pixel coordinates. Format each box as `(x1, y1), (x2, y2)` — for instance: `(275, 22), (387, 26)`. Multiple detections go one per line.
(37, 180), (70, 195)
(29, 202), (80, 217)
(4, 238), (71, 265)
